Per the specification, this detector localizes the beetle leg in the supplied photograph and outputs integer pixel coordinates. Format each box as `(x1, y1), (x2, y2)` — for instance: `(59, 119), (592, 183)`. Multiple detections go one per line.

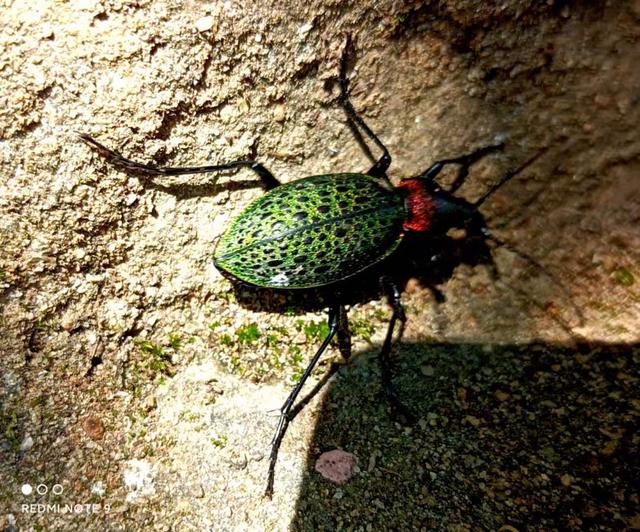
(419, 143), (504, 192)
(283, 305), (351, 418)
(265, 306), (340, 498)
(282, 304), (351, 448)
(337, 304), (352, 360)
(378, 279), (416, 424)
(78, 133), (280, 191)
(338, 35), (393, 186)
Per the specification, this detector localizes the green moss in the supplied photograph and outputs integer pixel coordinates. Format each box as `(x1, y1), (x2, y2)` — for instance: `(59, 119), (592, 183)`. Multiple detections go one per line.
(220, 333), (234, 346)
(142, 445), (155, 457)
(168, 334), (182, 350)
(288, 344), (305, 383)
(29, 395), (47, 408)
(295, 318), (329, 342)
(291, 350), (304, 366)
(158, 435), (177, 448)
(236, 323), (261, 344)
(393, 14), (406, 26)
(611, 267), (635, 287)
(230, 355), (246, 375)
(211, 435), (228, 448)
(350, 318), (376, 342)
(1, 409), (21, 452)
(373, 308), (388, 321)
(267, 332), (285, 365)
(270, 353), (284, 370)
(272, 325), (290, 336)
(266, 333), (280, 348)
(133, 338), (174, 376)
(135, 338), (163, 357)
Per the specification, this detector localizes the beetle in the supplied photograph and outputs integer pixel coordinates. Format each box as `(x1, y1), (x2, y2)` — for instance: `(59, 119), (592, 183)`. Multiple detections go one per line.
(80, 35), (543, 497)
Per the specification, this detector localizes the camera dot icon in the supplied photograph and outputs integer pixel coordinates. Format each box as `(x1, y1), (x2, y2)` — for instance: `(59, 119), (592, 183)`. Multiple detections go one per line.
(21, 484), (33, 495)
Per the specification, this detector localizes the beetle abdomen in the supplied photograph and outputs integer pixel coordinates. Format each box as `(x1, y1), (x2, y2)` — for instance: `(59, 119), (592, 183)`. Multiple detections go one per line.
(213, 174), (406, 288)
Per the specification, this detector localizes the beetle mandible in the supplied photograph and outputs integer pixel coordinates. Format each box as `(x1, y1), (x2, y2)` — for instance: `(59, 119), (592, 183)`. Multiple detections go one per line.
(80, 35), (542, 497)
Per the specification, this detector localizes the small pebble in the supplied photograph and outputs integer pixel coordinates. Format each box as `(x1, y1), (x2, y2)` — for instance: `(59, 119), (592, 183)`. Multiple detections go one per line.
(195, 16), (214, 32)
(315, 449), (357, 484)
(367, 450), (380, 472)
(61, 317), (75, 331)
(91, 481), (106, 496)
(20, 434), (34, 451)
(464, 415), (482, 427)
(125, 193), (138, 206)
(237, 98), (250, 114)
(495, 390), (510, 402)
(82, 416), (105, 440)
(227, 451), (247, 470)
(273, 104), (286, 122)
(421, 365), (435, 377)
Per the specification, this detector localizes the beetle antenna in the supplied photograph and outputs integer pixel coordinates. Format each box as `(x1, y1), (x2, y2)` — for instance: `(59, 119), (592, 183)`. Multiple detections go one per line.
(338, 34), (394, 186)
(483, 229), (585, 326)
(474, 148), (547, 207)
(338, 36), (376, 165)
(78, 133), (280, 189)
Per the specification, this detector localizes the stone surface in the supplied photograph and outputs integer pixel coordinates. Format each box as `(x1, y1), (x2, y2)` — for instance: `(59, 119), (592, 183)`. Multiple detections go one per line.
(1, 1), (638, 530)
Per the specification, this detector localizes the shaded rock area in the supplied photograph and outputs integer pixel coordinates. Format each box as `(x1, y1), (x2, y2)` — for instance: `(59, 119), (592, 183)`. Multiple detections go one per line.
(1, 1), (638, 530)
(296, 342), (639, 530)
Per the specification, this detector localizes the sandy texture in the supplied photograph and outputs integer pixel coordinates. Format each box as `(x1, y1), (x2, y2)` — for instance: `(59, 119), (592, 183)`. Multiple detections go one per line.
(1, 1), (638, 530)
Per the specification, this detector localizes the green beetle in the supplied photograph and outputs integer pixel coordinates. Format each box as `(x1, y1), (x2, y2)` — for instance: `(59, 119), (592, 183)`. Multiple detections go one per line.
(80, 35), (538, 497)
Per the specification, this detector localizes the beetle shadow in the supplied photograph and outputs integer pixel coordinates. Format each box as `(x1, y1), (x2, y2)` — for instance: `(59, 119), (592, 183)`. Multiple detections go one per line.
(290, 339), (639, 530)
(142, 176), (264, 201)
